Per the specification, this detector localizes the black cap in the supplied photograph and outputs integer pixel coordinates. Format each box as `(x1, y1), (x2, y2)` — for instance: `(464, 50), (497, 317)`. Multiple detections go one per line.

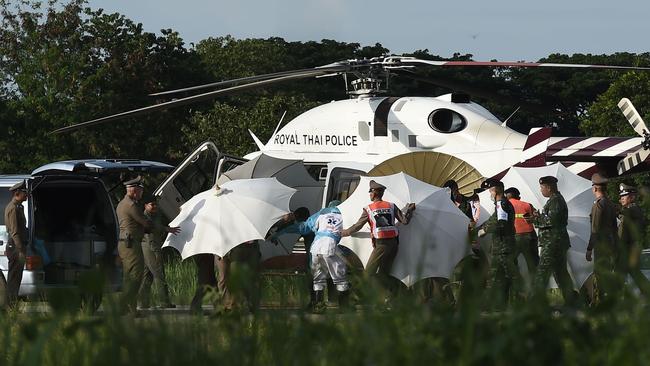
(481, 178), (503, 190)
(504, 187), (520, 197)
(9, 180), (26, 192)
(619, 183), (637, 197)
(443, 179), (459, 190)
(123, 176), (144, 188)
(539, 176), (558, 185)
(369, 180), (386, 191)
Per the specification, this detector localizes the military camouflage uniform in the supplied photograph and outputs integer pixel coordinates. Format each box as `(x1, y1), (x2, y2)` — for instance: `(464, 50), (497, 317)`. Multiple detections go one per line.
(116, 194), (151, 313)
(588, 196), (618, 303)
(533, 192), (576, 304)
(482, 197), (517, 308)
(617, 202), (650, 295)
(140, 210), (172, 307)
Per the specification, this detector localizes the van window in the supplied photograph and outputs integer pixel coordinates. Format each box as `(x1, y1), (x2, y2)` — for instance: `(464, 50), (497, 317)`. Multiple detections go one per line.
(325, 168), (365, 204)
(32, 182), (115, 243)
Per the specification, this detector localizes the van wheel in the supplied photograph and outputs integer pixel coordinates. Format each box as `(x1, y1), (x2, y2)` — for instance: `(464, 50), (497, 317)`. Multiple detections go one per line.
(80, 293), (103, 314)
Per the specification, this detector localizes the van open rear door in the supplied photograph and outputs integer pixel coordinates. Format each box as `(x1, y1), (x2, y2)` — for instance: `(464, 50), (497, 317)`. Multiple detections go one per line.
(154, 141), (246, 220)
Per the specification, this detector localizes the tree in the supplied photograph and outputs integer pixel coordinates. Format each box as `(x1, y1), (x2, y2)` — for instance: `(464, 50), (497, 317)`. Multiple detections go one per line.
(0, 0), (202, 172)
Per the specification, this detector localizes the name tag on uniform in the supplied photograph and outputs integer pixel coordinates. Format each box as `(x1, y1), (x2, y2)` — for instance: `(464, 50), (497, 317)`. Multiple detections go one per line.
(496, 202), (508, 221)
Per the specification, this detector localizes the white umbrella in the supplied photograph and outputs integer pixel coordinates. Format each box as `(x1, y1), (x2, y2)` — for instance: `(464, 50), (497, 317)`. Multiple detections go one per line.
(162, 178), (296, 260)
(476, 163), (593, 288)
(338, 172), (471, 287)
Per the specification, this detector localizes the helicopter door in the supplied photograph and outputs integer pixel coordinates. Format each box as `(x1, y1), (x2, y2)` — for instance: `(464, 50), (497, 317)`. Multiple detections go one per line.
(154, 141), (226, 219)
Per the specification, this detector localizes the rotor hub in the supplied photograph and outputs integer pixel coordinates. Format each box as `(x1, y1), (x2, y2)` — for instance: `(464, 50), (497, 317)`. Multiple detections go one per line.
(348, 77), (384, 96)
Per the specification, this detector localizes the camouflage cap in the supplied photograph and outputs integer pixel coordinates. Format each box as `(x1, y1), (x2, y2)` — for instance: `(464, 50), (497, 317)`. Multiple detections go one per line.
(123, 176), (144, 188)
(9, 180), (27, 192)
(619, 183), (637, 197)
(539, 176), (558, 185)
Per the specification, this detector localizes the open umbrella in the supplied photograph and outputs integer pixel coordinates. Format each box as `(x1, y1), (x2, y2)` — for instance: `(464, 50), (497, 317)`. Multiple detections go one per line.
(217, 153), (322, 260)
(162, 178), (296, 260)
(338, 172), (471, 287)
(476, 163), (593, 288)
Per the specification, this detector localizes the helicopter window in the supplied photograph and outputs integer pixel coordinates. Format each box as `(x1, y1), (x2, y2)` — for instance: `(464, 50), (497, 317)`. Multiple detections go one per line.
(358, 121), (370, 141)
(408, 135), (417, 147)
(325, 167), (365, 204)
(391, 130), (399, 142)
(428, 109), (467, 133)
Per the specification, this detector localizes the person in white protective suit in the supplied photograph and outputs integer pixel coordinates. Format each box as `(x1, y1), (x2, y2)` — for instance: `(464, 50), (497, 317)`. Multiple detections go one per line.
(310, 207), (351, 312)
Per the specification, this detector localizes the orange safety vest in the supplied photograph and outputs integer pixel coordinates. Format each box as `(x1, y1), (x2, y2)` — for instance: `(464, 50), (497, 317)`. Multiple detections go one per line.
(366, 201), (399, 239)
(509, 198), (535, 234)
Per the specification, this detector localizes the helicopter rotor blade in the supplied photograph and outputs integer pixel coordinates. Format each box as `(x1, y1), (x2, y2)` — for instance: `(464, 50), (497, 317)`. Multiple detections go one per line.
(393, 69), (556, 114)
(388, 57), (650, 71)
(51, 67), (346, 134)
(618, 98), (650, 137)
(149, 64), (346, 97)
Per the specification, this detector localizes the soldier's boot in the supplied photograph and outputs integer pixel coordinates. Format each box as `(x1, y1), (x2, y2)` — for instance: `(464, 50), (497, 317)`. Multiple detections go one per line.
(337, 290), (351, 312)
(304, 289), (317, 310)
(311, 290), (326, 314)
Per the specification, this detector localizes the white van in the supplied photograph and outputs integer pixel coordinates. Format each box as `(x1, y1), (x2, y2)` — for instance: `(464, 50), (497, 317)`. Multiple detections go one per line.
(0, 159), (172, 308)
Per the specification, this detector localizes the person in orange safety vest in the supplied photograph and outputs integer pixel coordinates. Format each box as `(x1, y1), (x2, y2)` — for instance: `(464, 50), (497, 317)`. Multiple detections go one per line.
(341, 180), (415, 304)
(504, 187), (539, 278)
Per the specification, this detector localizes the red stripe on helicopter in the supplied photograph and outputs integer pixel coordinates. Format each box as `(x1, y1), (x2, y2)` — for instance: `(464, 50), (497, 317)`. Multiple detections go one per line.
(566, 137), (625, 156)
(547, 137), (587, 151)
(523, 128), (552, 150)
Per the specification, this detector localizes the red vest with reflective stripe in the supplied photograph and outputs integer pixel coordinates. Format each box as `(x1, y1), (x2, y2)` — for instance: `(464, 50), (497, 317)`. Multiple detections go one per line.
(366, 201), (399, 239)
(509, 198), (535, 234)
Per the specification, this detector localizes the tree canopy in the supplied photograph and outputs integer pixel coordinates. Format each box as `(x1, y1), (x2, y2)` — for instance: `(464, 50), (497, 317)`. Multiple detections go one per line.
(1, 0), (649, 174)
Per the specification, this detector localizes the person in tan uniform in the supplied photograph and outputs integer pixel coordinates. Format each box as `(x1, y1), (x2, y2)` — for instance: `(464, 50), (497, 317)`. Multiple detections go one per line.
(116, 176), (153, 314)
(4, 180), (28, 307)
(616, 184), (650, 297)
(139, 196), (179, 309)
(585, 173), (618, 305)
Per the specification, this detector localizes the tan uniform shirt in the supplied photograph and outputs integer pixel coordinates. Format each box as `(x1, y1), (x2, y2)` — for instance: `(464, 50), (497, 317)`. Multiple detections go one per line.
(4, 198), (27, 252)
(588, 196), (618, 251)
(116, 195), (151, 244)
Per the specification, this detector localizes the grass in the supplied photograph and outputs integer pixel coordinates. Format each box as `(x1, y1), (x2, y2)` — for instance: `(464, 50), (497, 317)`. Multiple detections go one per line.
(4, 256), (650, 365)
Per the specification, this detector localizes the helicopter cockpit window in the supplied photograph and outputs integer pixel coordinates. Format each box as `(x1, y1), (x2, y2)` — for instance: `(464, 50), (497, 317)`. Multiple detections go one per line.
(428, 109), (467, 133)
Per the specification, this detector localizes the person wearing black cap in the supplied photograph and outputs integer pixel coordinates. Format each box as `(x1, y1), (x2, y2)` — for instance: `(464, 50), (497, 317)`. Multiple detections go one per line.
(139, 196), (179, 309)
(586, 173), (618, 305)
(528, 176), (577, 305)
(116, 176), (152, 315)
(476, 178), (517, 308)
(341, 180), (415, 305)
(443, 179), (473, 220)
(4, 180), (28, 307)
(617, 184), (650, 296)
(504, 187), (539, 280)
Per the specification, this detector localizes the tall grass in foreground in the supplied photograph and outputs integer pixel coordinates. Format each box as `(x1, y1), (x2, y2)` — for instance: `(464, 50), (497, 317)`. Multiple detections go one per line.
(5, 257), (650, 365)
(3, 291), (650, 365)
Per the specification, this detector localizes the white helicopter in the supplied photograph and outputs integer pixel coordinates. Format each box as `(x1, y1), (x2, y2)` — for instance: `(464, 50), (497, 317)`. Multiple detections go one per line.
(53, 56), (650, 216)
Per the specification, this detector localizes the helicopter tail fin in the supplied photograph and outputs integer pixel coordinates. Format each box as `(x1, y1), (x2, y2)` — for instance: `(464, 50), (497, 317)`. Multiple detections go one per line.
(516, 127), (552, 167)
(249, 130), (265, 151)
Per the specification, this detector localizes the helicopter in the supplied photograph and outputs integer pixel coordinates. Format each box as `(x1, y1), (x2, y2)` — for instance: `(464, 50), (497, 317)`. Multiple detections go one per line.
(52, 56), (650, 213)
